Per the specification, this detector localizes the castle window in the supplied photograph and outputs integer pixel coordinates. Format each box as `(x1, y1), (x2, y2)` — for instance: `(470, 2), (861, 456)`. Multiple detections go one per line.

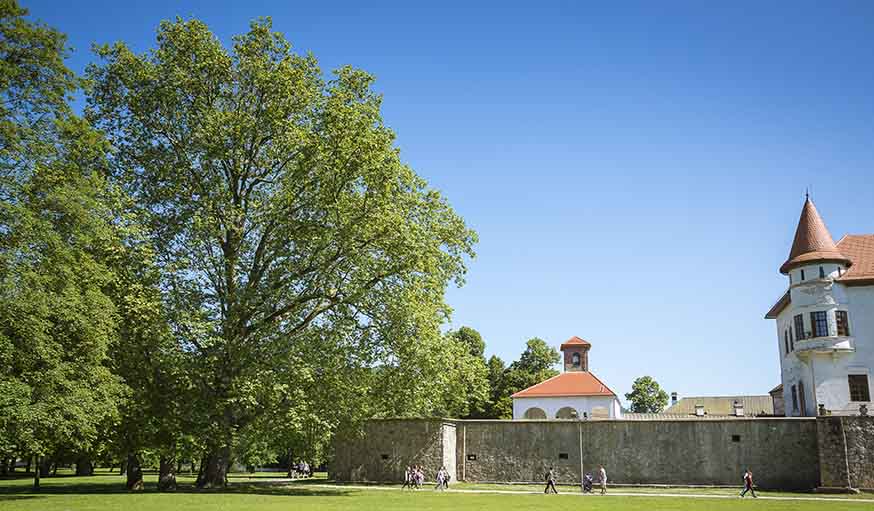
(791, 385), (799, 412)
(801, 269), (805, 280)
(810, 311), (828, 337)
(784, 331), (789, 355)
(848, 375), (870, 402)
(789, 327), (795, 350)
(836, 311), (850, 336)
(819, 266), (825, 278)
(799, 381), (807, 415)
(794, 315), (805, 340)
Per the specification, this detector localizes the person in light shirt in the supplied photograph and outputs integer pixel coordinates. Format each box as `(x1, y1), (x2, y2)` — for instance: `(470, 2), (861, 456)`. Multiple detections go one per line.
(598, 465), (607, 495)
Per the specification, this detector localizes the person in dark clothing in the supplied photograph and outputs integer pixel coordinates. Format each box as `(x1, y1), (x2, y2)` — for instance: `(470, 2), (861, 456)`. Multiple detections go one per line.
(544, 467), (558, 494)
(739, 469), (758, 498)
(582, 472), (594, 493)
(401, 466), (412, 490)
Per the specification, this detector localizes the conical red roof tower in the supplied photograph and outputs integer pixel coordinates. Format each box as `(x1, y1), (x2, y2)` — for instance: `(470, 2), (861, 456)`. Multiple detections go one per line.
(779, 197), (851, 274)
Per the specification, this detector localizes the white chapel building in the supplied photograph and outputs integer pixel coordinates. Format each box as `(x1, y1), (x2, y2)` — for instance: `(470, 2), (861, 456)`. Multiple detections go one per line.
(766, 197), (874, 416)
(512, 337), (622, 420)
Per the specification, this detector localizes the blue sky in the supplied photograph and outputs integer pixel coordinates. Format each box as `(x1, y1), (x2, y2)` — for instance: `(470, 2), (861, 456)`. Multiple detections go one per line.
(27, 0), (874, 404)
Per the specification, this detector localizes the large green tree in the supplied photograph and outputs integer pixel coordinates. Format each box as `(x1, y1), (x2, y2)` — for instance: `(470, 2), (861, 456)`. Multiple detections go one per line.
(625, 376), (669, 413)
(0, 0), (124, 490)
(86, 17), (475, 487)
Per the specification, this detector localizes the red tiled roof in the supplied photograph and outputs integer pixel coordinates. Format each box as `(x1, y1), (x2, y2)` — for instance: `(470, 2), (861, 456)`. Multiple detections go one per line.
(511, 371), (615, 398)
(780, 198), (851, 274)
(836, 234), (874, 286)
(560, 336), (590, 350)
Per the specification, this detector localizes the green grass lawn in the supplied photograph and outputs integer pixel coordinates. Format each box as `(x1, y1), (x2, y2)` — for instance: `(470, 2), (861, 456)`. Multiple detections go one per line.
(1, 472), (872, 511)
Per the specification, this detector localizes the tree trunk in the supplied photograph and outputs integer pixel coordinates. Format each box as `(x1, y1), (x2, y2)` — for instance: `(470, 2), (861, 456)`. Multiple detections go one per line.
(195, 446), (230, 489)
(25, 458), (31, 474)
(32, 456), (40, 491)
(39, 457), (51, 478)
(0, 458), (6, 477)
(157, 456), (177, 491)
(75, 456), (94, 476)
(120, 460), (126, 475)
(8, 458), (15, 473)
(51, 462), (57, 476)
(196, 455), (204, 482)
(286, 448), (293, 479)
(125, 453), (144, 491)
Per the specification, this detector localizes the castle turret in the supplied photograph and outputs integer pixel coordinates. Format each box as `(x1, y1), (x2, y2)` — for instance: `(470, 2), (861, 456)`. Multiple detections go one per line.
(779, 197), (851, 276)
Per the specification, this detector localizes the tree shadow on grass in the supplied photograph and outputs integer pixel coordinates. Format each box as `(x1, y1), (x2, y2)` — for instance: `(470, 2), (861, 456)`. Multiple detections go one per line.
(0, 476), (354, 498)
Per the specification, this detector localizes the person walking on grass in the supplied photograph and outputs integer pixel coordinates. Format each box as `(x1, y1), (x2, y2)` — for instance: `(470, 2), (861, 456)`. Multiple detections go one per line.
(598, 465), (607, 495)
(401, 466), (412, 490)
(739, 468), (758, 498)
(415, 466), (424, 489)
(435, 467), (446, 491)
(544, 467), (558, 494)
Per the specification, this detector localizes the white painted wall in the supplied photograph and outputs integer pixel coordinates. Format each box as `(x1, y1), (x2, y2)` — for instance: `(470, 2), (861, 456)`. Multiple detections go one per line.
(775, 264), (873, 416)
(512, 395), (622, 420)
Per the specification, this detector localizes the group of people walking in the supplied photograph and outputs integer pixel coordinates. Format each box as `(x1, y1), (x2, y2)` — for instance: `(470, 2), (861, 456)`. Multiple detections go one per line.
(401, 465), (451, 490)
(289, 461), (311, 479)
(401, 463), (758, 498)
(544, 465), (607, 495)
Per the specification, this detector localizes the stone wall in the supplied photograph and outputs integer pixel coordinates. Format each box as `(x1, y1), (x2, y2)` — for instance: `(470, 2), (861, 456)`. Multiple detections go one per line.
(330, 419), (454, 482)
(816, 416), (874, 490)
(457, 419), (819, 489)
(332, 418), (821, 489)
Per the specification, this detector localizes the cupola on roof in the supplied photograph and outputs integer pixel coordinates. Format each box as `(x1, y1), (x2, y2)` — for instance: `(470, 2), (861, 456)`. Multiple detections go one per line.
(560, 336), (590, 350)
(779, 197), (852, 274)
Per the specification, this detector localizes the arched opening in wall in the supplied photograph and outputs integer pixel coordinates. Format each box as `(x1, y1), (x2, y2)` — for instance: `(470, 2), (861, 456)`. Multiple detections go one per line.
(591, 406), (609, 419)
(523, 407), (547, 420)
(555, 407), (578, 419)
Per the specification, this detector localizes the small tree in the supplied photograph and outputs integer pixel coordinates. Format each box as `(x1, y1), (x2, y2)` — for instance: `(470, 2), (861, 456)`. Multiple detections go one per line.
(625, 376), (669, 413)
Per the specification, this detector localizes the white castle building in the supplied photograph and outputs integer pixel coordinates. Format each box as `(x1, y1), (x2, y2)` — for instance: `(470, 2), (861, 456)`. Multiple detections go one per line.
(511, 337), (622, 420)
(766, 197), (874, 416)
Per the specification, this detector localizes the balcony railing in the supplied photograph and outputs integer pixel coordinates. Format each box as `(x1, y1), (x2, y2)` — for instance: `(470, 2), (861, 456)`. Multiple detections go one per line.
(793, 334), (854, 354)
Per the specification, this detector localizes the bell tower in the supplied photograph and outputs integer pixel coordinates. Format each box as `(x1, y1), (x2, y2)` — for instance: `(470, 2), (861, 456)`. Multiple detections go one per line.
(560, 336), (591, 372)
